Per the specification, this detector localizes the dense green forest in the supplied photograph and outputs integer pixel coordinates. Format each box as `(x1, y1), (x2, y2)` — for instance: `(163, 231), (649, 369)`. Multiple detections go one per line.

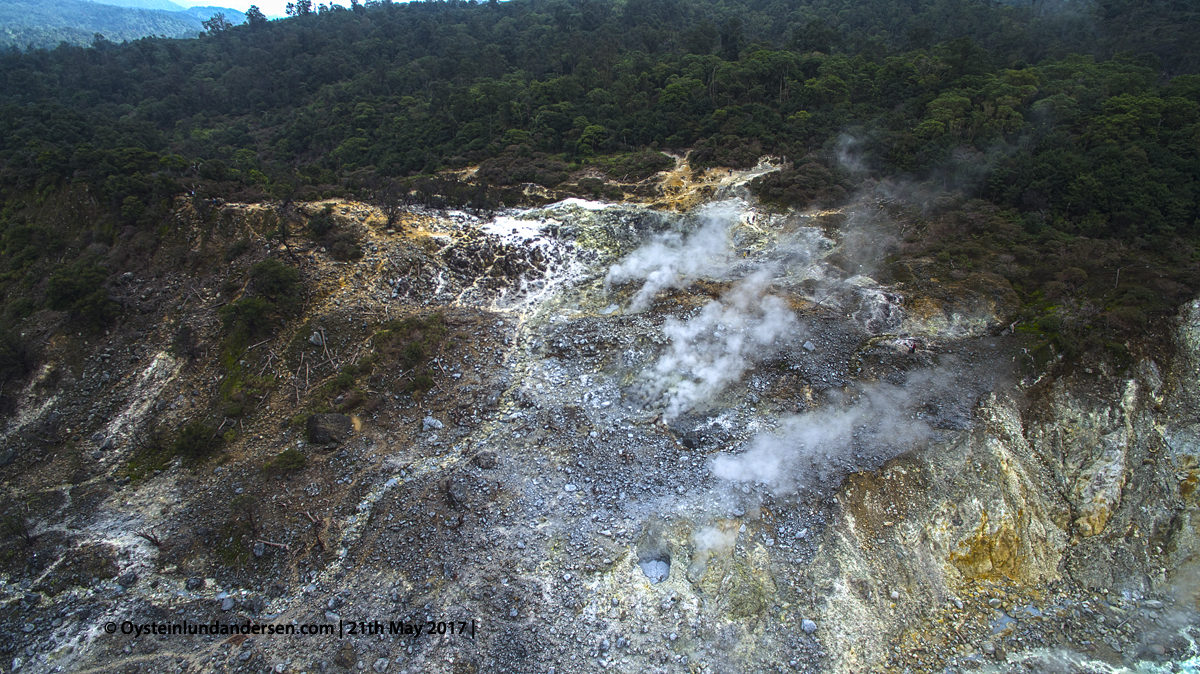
(0, 0), (1199, 371)
(0, 0), (245, 50)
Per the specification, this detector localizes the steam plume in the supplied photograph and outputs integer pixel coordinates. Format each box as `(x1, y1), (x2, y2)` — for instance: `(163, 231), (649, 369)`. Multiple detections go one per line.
(642, 269), (799, 421)
(604, 203), (737, 312)
(710, 361), (1005, 496)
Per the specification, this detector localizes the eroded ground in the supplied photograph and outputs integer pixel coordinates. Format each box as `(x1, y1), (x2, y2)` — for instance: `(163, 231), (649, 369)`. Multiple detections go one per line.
(1, 164), (1198, 674)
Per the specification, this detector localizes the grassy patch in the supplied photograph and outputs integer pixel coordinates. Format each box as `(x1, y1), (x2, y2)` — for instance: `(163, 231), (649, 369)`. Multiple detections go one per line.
(121, 422), (226, 481)
(218, 369), (273, 416)
(121, 432), (175, 481)
(404, 373), (435, 394)
(172, 421), (224, 460)
(264, 448), (307, 475)
(217, 495), (258, 567)
(376, 314), (448, 365)
(215, 518), (254, 567)
(372, 313), (448, 395)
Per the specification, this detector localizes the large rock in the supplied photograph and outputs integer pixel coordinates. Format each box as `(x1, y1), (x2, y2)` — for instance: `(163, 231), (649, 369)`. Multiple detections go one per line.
(306, 414), (353, 445)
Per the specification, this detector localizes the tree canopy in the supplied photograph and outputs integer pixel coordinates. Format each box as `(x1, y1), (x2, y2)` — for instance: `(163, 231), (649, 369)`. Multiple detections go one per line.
(0, 0), (1197, 357)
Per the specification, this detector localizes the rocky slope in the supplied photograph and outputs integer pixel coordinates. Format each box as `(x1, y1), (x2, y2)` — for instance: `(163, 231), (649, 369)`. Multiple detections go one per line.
(0, 164), (1197, 674)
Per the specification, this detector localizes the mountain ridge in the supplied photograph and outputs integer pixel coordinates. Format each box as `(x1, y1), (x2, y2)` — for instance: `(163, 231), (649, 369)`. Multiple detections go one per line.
(0, 0), (247, 49)
(86, 0), (188, 12)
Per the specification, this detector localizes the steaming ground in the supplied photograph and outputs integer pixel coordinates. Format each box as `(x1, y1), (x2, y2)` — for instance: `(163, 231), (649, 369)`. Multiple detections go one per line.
(3, 184), (1198, 674)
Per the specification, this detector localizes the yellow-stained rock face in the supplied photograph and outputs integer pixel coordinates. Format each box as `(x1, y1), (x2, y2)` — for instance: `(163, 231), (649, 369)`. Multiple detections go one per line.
(948, 510), (1024, 580)
(1182, 470), (1199, 502)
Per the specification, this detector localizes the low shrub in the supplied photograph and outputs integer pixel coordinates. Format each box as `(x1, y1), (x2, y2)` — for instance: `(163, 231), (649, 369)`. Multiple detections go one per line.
(171, 422), (223, 460)
(46, 261), (118, 328)
(264, 449), (307, 474)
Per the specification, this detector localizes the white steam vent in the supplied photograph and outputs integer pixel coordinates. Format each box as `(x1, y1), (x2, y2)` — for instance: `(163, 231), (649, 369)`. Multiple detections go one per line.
(639, 559), (670, 584)
(636, 523), (672, 584)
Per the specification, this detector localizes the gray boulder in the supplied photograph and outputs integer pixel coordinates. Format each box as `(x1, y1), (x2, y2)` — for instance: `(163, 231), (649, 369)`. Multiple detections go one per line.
(306, 414), (353, 445)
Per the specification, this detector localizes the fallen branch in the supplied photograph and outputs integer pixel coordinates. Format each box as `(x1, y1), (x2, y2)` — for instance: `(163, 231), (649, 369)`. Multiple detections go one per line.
(256, 539), (290, 552)
(258, 350), (276, 377)
(235, 339), (272, 362)
(294, 352), (306, 404)
(135, 530), (162, 548)
(300, 511), (325, 552)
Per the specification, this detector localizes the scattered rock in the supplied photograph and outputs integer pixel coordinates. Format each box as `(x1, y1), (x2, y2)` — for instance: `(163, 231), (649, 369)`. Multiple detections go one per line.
(446, 480), (469, 508)
(241, 595), (267, 613)
(0, 449), (15, 467)
(801, 619), (817, 634)
(117, 572), (138, 588)
(220, 597), (235, 611)
(186, 577), (206, 591)
(473, 451), (498, 469)
(309, 332), (325, 346)
(333, 644), (356, 669)
(422, 416), (444, 431)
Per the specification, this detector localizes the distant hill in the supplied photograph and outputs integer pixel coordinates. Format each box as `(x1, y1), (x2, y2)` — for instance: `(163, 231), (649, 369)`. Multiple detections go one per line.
(180, 5), (246, 24)
(89, 0), (247, 24)
(88, 0), (187, 11)
(0, 0), (245, 50)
